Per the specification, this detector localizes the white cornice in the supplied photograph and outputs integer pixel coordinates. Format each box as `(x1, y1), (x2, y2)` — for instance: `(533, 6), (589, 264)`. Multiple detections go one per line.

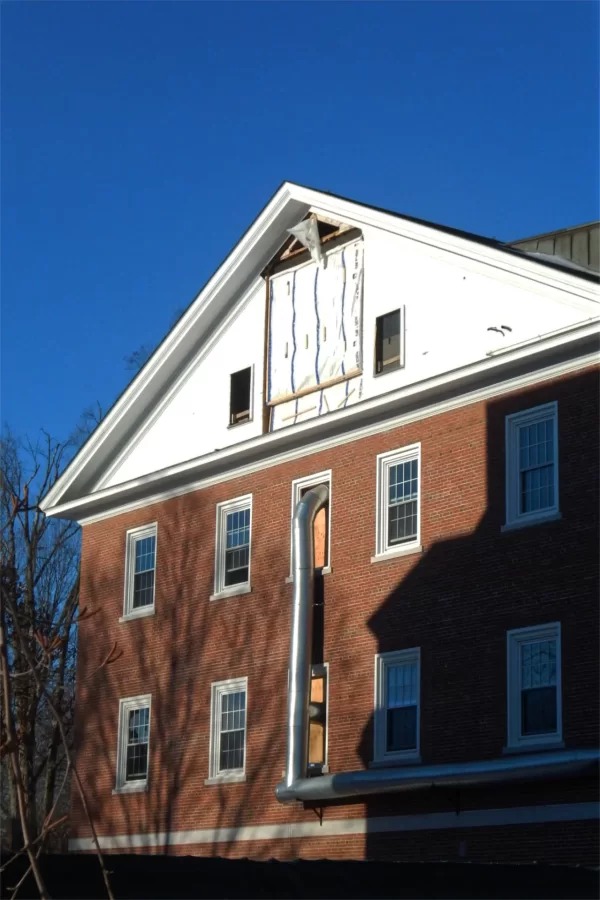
(57, 340), (599, 526)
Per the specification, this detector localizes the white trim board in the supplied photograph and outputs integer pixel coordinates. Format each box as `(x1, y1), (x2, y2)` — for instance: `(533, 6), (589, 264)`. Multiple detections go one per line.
(69, 801), (599, 851)
(74, 349), (599, 527)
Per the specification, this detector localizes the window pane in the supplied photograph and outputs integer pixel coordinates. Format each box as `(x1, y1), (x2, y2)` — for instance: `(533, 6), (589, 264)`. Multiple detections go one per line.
(387, 460), (418, 546)
(386, 706), (417, 752)
(518, 417), (555, 515)
(135, 535), (156, 573)
(218, 689), (246, 772)
(522, 686), (557, 735)
(125, 706), (149, 782)
(388, 500), (417, 544)
(133, 569), (155, 608)
(225, 508), (250, 586)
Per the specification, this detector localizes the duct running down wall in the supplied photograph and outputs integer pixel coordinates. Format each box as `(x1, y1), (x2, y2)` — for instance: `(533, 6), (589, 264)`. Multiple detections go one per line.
(268, 239), (364, 431)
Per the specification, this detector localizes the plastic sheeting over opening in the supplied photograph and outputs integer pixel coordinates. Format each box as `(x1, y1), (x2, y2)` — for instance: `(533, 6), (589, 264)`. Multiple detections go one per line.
(267, 239), (364, 409)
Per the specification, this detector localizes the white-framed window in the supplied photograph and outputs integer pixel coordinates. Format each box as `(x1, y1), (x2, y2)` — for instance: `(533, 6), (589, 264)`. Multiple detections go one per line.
(505, 402), (559, 529)
(374, 648), (420, 764)
(213, 495), (252, 598)
(115, 695), (151, 792)
(375, 444), (421, 557)
(507, 622), (562, 750)
(208, 677), (248, 783)
(289, 471), (332, 577)
(122, 524), (157, 619)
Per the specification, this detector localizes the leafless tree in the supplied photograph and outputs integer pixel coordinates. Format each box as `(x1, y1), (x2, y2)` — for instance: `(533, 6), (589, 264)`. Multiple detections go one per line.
(0, 426), (114, 898)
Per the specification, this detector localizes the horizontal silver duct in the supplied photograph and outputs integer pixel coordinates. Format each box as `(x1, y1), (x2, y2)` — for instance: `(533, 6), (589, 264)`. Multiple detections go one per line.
(275, 748), (599, 803)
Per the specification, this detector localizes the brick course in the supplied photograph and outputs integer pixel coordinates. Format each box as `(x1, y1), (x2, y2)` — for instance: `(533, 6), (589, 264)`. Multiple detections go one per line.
(72, 365), (599, 864)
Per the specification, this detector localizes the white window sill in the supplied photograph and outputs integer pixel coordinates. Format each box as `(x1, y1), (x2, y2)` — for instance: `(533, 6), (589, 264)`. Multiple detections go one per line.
(501, 511), (562, 533)
(119, 607), (155, 624)
(227, 418), (253, 430)
(210, 584), (252, 602)
(503, 739), (564, 755)
(369, 755), (421, 769)
(204, 774), (246, 786)
(371, 544), (422, 564)
(113, 782), (148, 795)
(286, 566), (332, 584)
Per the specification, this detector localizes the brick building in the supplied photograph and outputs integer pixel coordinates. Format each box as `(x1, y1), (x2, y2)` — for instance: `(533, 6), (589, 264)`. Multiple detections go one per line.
(41, 185), (600, 864)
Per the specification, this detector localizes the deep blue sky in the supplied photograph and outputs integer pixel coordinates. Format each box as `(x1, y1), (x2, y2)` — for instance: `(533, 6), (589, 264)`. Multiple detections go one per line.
(2, 2), (598, 445)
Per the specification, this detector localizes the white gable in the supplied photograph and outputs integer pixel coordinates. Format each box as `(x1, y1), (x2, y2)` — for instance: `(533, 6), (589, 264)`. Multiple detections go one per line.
(41, 182), (598, 520)
(100, 222), (597, 491)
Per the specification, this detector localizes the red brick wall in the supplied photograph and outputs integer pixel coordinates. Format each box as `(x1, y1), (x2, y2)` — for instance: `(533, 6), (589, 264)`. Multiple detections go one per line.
(71, 366), (599, 863)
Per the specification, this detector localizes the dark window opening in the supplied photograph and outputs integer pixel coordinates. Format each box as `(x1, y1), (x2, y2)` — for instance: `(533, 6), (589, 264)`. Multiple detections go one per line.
(375, 309), (402, 375)
(230, 367), (251, 426)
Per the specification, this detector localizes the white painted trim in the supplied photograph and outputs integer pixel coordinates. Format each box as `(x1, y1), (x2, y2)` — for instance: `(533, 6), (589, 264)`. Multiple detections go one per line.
(506, 622), (562, 751)
(115, 694), (152, 792)
(214, 495), (252, 597)
(71, 350), (599, 527)
(375, 444), (421, 557)
(371, 545), (423, 564)
(122, 524), (158, 620)
(69, 801), (599, 850)
(374, 648), (421, 764)
(504, 402), (559, 529)
(209, 676), (248, 781)
(289, 469), (332, 577)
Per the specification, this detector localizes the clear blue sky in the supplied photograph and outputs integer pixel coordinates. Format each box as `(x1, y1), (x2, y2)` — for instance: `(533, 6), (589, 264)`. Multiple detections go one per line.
(2, 1), (598, 444)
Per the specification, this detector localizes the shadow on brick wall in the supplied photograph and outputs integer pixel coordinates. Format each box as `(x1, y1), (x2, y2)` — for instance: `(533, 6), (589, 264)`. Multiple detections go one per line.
(354, 369), (599, 862)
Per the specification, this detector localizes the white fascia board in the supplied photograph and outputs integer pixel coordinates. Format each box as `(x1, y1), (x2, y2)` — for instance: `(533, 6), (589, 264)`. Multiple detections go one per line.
(43, 320), (599, 523)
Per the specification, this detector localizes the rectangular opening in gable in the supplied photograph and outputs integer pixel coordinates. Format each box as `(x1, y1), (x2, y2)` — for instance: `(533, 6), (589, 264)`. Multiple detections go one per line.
(375, 309), (403, 375)
(229, 367), (252, 426)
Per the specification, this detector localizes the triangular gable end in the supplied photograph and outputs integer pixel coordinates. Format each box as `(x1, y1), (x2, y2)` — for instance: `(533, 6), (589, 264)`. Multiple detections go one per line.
(41, 183), (599, 520)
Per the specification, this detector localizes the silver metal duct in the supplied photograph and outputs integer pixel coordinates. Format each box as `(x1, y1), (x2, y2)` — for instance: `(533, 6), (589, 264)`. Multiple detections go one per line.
(276, 748), (599, 803)
(278, 483), (329, 795)
(274, 483), (599, 805)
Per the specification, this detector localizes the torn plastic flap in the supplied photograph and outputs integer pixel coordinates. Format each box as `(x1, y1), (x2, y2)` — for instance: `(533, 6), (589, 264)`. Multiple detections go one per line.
(287, 219), (323, 266)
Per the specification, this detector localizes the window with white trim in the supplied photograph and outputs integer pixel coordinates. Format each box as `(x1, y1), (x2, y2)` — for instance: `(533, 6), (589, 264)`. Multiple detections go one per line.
(507, 622), (562, 750)
(374, 648), (420, 763)
(214, 496), (252, 596)
(505, 403), (559, 528)
(123, 524), (157, 618)
(115, 695), (151, 791)
(209, 677), (247, 781)
(375, 445), (420, 556)
(289, 471), (332, 576)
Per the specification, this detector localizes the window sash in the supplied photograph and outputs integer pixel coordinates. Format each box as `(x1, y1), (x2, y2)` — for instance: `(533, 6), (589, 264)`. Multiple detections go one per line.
(116, 696), (151, 790)
(215, 498), (252, 595)
(124, 525), (157, 617)
(505, 404), (559, 526)
(210, 678), (248, 779)
(376, 447), (420, 555)
(374, 649), (420, 762)
(218, 689), (246, 773)
(506, 623), (561, 749)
